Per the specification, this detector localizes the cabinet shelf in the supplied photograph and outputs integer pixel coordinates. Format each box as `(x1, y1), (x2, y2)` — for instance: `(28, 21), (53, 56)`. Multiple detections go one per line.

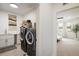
(9, 18), (16, 21)
(9, 24), (17, 26)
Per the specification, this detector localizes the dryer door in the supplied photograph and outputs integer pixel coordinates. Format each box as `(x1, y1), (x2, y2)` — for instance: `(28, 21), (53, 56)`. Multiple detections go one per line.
(25, 30), (34, 45)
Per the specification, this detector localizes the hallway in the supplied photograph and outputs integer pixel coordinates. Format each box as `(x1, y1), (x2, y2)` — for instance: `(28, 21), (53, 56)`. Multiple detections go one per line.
(57, 38), (79, 56)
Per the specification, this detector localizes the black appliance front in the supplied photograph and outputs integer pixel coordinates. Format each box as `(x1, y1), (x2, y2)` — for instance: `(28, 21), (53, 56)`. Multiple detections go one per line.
(25, 28), (36, 56)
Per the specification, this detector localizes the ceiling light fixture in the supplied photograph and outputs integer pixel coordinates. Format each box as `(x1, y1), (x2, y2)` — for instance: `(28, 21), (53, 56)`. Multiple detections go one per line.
(10, 4), (18, 8)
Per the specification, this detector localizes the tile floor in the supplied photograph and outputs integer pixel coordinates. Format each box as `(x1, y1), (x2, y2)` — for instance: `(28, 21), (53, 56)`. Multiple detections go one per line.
(0, 44), (27, 56)
(1, 38), (79, 56)
(57, 38), (79, 56)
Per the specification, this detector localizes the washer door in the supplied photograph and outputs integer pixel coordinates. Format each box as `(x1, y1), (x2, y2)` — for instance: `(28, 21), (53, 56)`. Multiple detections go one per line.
(25, 31), (34, 45)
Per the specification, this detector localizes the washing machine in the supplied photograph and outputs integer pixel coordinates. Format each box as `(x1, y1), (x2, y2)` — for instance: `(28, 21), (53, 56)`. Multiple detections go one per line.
(25, 28), (36, 56)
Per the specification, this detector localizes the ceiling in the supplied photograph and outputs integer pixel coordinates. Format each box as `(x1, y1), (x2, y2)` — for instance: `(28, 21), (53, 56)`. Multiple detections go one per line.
(0, 3), (38, 15)
(57, 6), (79, 21)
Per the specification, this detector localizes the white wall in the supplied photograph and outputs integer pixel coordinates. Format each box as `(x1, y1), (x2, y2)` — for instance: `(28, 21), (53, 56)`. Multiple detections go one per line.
(0, 10), (23, 34)
(23, 8), (38, 28)
(0, 11), (8, 34)
(36, 4), (57, 56)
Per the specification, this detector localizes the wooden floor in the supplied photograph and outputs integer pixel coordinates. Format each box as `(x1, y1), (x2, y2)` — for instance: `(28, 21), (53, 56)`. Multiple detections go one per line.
(57, 38), (79, 56)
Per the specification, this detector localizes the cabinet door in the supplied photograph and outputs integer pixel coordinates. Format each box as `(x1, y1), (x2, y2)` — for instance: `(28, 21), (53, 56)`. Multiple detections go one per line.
(6, 35), (14, 46)
(0, 35), (6, 48)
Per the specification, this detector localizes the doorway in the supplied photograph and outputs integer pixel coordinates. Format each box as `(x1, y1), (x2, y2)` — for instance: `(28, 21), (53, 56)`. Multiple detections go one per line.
(57, 6), (79, 56)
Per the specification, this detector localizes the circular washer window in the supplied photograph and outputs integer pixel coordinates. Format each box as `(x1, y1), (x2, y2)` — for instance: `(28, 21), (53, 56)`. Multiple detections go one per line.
(25, 31), (34, 44)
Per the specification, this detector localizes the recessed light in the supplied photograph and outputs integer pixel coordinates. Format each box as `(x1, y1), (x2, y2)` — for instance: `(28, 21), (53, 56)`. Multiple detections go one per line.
(10, 4), (18, 8)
